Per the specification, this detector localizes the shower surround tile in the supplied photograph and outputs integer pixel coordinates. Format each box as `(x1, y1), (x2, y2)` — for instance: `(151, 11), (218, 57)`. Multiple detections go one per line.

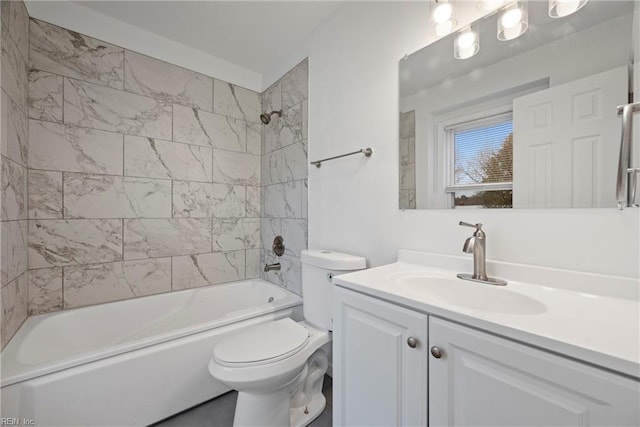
(63, 258), (171, 308)
(399, 137), (415, 165)
(263, 181), (302, 219)
(1, 156), (26, 220)
(263, 140), (308, 185)
(260, 218), (281, 251)
(64, 78), (172, 139)
(173, 104), (246, 152)
(400, 110), (416, 139)
(28, 267), (63, 314)
(29, 120), (123, 174)
(278, 254), (302, 295)
(246, 186), (260, 217)
(1, 220), (27, 286)
(212, 149), (260, 186)
(63, 174), (172, 219)
(28, 170), (63, 219)
(30, 19), (124, 89)
(1, 91), (28, 166)
(172, 181), (245, 218)
(261, 81), (281, 116)
(246, 122), (261, 155)
(1, 0), (29, 62)
(28, 70), (63, 122)
(399, 163), (416, 190)
(260, 60), (308, 294)
(281, 219), (307, 258)
(124, 51), (212, 111)
(213, 79), (260, 124)
(399, 189), (416, 210)
(246, 249), (260, 279)
(1, 22), (28, 108)
(28, 219), (123, 269)
(263, 101), (303, 154)
(1, 272), (28, 348)
(211, 115), (247, 152)
(124, 218), (212, 260)
(212, 218), (260, 251)
(172, 251), (245, 290)
(281, 60), (308, 110)
(124, 135), (212, 182)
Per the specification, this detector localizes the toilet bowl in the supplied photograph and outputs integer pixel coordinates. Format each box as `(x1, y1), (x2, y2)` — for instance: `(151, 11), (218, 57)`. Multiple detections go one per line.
(208, 250), (366, 427)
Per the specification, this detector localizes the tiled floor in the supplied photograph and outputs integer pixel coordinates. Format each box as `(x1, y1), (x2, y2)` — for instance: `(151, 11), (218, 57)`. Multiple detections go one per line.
(153, 375), (332, 427)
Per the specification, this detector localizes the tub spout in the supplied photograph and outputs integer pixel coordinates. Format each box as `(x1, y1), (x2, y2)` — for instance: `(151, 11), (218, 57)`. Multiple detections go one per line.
(264, 263), (281, 272)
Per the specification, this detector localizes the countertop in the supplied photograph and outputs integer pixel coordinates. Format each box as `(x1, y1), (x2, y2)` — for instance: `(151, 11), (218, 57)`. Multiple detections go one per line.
(333, 251), (640, 379)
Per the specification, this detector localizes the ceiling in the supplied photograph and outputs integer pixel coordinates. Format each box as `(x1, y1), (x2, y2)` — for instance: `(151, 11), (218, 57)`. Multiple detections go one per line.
(73, 1), (344, 76)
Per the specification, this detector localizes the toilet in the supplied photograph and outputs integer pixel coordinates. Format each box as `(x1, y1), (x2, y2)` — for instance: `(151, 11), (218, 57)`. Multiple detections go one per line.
(208, 249), (366, 427)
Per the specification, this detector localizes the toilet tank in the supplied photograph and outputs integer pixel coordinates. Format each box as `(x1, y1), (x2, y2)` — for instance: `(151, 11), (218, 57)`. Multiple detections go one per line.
(301, 249), (366, 331)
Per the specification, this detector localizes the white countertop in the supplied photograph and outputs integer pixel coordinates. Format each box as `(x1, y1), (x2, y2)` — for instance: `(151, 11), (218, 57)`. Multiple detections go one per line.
(333, 251), (640, 379)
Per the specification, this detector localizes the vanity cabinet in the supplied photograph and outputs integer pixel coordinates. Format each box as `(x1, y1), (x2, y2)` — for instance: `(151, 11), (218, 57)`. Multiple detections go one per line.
(333, 287), (428, 426)
(333, 287), (640, 427)
(429, 317), (640, 426)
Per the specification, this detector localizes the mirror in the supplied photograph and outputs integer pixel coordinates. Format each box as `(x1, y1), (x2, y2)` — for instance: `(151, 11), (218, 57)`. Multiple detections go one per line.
(399, 1), (635, 209)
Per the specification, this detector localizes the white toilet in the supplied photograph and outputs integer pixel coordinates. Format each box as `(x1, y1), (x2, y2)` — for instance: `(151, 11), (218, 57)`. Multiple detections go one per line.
(208, 249), (366, 427)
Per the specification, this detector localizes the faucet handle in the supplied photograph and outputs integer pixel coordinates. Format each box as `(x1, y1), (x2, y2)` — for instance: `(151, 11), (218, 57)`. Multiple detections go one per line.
(459, 221), (483, 231)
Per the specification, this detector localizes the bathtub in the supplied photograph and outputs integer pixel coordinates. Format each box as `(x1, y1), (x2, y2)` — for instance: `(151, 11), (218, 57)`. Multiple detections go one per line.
(0, 279), (302, 426)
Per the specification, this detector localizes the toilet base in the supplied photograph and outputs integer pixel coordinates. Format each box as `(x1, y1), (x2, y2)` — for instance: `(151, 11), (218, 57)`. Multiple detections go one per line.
(231, 349), (328, 427)
(290, 391), (326, 427)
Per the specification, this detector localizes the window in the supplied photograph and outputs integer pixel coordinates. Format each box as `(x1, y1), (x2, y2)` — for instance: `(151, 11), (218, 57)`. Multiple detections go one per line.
(445, 113), (513, 208)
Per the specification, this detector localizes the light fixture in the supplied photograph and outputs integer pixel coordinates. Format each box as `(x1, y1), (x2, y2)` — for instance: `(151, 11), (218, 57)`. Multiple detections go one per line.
(477, 0), (506, 11)
(498, 1), (528, 41)
(548, 0), (588, 18)
(432, 0), (457, 37)
(454, 26), (479, 59)
(433, 0), (453, 24)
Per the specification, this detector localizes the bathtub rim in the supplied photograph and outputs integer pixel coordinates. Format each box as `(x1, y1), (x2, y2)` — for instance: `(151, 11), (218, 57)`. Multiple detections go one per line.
(1, 279), (302, 388)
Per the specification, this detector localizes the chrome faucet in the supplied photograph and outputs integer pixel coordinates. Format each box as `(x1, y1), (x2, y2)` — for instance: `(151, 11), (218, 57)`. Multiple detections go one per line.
(457, 221), (507, 286)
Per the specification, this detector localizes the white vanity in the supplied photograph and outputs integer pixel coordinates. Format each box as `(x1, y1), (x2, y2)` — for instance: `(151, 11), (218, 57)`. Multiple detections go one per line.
(332, 250), (640, 426)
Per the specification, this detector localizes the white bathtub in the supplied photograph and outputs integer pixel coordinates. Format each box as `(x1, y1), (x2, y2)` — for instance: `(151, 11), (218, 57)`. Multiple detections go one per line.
(0, 279), (302, 426)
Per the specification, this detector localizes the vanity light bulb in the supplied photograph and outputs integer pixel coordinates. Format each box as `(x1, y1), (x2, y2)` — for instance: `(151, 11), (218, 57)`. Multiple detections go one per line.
(548, 0), (588, 18)
(454, 28), (479, 60)
(498, 2), (528, 41)
(458, 31), (476, 49)
(501, 8), (522, 28)
(433, 2), (453, 24)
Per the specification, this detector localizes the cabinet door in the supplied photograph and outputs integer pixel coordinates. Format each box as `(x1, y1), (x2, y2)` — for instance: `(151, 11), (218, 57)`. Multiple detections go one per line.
(333, 287), (428, 427)
(429, 317), (640, 426)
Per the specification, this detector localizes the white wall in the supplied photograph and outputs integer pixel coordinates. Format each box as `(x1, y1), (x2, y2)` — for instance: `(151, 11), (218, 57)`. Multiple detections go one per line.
(265, 2), (639, 278)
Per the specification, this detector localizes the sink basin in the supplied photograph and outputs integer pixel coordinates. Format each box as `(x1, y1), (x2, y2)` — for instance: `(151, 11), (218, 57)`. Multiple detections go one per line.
(396, 276), (547, 315)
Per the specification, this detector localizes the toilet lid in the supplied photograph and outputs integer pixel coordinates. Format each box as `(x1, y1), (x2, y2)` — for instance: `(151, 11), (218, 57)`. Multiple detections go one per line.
(214, 318), (310, 365)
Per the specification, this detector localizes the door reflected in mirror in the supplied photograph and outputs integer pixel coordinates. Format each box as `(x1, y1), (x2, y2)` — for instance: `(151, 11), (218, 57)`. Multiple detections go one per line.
(399, 1), (635, 209)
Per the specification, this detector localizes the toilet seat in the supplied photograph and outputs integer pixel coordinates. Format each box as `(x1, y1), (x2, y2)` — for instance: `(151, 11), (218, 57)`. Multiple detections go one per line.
(214, 318), (310, 367)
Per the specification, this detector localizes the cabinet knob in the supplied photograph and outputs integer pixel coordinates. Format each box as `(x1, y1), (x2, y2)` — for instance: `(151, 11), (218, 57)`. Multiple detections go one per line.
(430, 346), (443, 358)
(407, 337), (418, 348)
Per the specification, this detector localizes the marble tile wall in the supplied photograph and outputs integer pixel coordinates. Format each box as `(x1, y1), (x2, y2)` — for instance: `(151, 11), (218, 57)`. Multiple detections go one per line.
(26, 18), (263, 316)
(399, 110), (416, 209)
(1, 0), (29, 349)
(260, 60), (308, 295)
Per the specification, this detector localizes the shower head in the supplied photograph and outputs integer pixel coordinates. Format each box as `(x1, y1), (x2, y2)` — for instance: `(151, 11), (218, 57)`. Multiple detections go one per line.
(260, 110), (282, 124)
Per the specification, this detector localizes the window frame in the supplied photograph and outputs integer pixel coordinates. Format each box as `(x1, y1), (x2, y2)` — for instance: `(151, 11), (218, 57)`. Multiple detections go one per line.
(441, 110), (514, 194)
